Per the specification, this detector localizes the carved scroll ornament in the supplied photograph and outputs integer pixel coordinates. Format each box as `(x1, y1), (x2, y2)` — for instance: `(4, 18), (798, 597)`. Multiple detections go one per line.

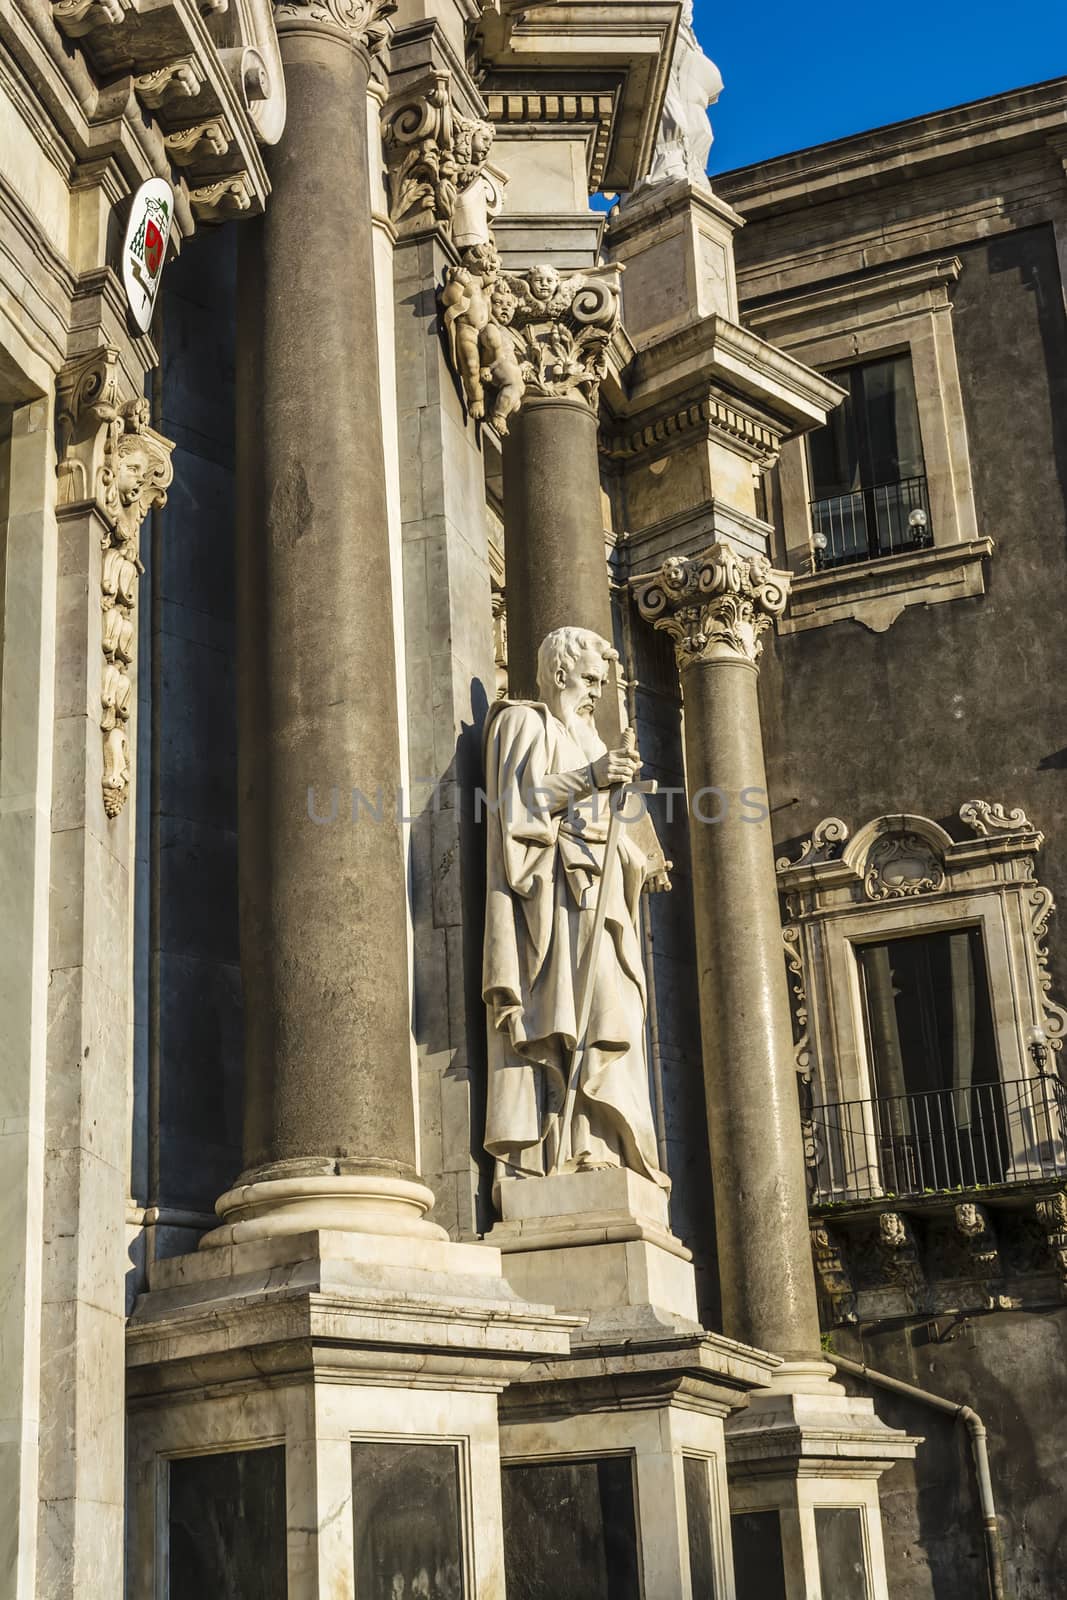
(383, 75), (499, 239)
(631, 543), (790, 667)
(57, 350), (173, 820)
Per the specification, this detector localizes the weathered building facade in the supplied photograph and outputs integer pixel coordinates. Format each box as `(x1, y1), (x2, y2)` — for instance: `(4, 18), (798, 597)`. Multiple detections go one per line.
(2, 0), (1065, 1583)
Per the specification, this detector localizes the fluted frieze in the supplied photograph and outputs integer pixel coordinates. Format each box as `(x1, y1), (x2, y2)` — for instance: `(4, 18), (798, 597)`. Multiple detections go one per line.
(631, 542), (790, 667)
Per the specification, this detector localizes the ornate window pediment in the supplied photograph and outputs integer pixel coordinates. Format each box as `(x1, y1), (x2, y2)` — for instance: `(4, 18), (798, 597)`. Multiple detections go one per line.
(778, 804), (1067, 1206)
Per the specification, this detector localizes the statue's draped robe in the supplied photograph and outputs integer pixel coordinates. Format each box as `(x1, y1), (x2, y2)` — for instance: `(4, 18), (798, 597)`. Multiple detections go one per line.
(482, 700), (668, 1189)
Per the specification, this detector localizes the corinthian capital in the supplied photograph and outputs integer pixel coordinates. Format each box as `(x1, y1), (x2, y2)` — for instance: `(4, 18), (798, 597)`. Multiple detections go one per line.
(273, 0), (395, 49)
(383, 73), (498, 237)
(631, 542), (790, 668)
(503, 263), (621, 410)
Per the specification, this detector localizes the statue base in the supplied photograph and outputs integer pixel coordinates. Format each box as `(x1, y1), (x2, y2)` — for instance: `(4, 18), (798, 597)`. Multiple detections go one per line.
(487, 1166), (700, 1331)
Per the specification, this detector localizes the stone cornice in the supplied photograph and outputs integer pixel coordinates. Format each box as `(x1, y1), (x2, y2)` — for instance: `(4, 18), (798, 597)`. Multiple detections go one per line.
(473, 0), (679, 192)
(483, 88), (619, 191)
(631, 542), (791, 668)
(601, 390), (782, 466)
(743, 257), (963, 343)
(715, 78), (1067, 220)
(32, 0), (283, 222)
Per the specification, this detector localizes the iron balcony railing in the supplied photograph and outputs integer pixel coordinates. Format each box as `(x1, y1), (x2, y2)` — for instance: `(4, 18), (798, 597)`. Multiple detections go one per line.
(807, 1077), (1067, 1205)
(810, 474), (933, 570)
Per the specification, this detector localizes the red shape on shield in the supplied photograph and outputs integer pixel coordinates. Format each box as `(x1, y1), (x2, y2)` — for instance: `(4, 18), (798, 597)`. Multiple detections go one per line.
(144, 218), (164, 277)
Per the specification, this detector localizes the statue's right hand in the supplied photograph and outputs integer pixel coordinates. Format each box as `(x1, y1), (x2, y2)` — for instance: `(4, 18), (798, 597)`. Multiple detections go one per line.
(591, 745), (640, 789)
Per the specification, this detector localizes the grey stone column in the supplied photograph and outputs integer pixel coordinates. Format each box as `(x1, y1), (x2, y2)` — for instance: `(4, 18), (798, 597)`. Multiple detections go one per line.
(229, 0), (432, 1239)
(633, 544), (822, 1358)
(502, 394), (614, 697)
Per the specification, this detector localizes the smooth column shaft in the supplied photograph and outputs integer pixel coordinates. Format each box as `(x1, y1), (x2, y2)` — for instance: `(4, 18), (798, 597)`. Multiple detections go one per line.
(235, 27), (415, 1179)
(502, 395), (613, 696)
(682, 656), (822, 1357)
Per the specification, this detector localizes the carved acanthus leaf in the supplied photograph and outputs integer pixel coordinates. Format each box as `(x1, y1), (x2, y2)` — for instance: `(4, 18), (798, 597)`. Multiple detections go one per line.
(631, 543), (790, 667)
(273, 0), (395, 49)
(439, 255), (620, 434)
(383, 75), (497, 239)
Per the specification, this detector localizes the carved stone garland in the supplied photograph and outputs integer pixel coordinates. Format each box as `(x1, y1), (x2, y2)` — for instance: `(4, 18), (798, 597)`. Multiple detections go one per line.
(631, 544), (791, 668)
(57, 350), (174, 820)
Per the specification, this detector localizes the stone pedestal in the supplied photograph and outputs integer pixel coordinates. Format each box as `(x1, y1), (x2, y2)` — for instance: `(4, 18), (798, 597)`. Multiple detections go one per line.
(608, 177), (743, 343)
(488, 1167), (699, 1331)
(126, 1231), (574, 1600)
(726, 1362), (921, 1600)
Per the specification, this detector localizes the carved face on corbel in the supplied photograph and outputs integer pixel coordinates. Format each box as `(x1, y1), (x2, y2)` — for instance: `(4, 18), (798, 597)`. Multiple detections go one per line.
(527, 265), (560, 304)
(115, 441), (151, 507)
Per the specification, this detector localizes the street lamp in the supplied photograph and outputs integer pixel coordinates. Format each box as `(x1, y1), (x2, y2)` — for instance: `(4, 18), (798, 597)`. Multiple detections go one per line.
(1027, 1023), (1051, 1076)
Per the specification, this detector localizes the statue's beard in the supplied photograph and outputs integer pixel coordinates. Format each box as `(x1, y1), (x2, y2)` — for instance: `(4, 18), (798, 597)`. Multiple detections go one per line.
(568, 705), (603, 762)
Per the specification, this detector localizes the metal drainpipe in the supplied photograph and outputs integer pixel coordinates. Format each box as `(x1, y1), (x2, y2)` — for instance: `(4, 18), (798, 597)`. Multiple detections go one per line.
(829, 1353), (1009, 1600)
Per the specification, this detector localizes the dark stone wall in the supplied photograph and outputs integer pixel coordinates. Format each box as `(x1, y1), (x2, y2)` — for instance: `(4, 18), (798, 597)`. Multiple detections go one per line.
(834, 1308), (1067, 1600)
(760, 223), (1067, 998)
(751, 221), (1067, 1599)
(147, 227), (244, 1234)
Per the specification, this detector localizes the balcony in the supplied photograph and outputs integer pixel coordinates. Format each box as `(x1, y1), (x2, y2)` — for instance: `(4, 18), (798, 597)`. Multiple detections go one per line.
(808, 1077), (1067, 1206)
(810, 474), (933, 570)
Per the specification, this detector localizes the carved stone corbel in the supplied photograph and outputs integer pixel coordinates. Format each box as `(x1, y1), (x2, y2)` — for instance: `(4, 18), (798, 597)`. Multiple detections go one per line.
(1035, 1191), (1067, 1292)
(135, 58), (206, 107)
(189, 174), (254, 221)
(876, 1211), (924, 1304)
(52, 0), (132, 37)
(631, 543), (791, 669)
(810, 1221), (857, 1325)
(57, 350), (174, 820)
(164, 120), (232, 166)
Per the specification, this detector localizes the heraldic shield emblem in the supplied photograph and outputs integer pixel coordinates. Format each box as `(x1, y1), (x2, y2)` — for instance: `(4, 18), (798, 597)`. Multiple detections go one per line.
(122, 178), (173, 334)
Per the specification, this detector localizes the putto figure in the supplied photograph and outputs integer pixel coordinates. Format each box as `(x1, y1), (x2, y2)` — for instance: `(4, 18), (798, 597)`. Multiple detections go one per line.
(482, 626), (669, 1193)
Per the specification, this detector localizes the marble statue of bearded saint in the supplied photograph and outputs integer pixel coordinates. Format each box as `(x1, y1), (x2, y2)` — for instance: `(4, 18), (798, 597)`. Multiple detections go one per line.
(482, 626), (669, 1195)
(648, 0), (723, 189)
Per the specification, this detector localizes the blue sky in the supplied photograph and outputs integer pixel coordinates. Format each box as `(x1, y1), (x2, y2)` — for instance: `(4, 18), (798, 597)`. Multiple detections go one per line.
(699, 0), (1067, 173)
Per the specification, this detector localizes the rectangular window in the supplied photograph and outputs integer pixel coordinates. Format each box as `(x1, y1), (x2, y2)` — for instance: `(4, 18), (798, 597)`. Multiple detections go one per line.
(809, 354), (931, 568)
(857, 928), (1006, 1189)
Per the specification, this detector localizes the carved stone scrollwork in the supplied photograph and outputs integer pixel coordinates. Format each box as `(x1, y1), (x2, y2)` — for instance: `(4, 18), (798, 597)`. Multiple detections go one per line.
(189, 174), (255, 221)
(52, 0), (132, 37)
(776, 817), (850, 873)
(959, 799), (1036, 838)
(164, 119), (232, 166)
(135, 58), (205, 107)
(953, 1202), (1000, 1276)
(631, 543), (791, 668)
(863, 832), (946, 901)
(273, 0), (395, 50)
(876, 1211), (924, 1303)
(1035, 1191), (1067, 1292)
(1029, 886), (1067, 1051)
(809, 1222), (857, 1325)
(57, 350), (174, 821)
(383, 74), (498, 240)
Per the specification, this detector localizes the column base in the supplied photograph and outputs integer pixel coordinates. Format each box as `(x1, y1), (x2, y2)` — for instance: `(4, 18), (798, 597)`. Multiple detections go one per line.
(725, 1361), (921, 1600)
(201, 1169), (448, 1246)
(486, 1167), (700, 1332)
(126, 1227), (575, 1600)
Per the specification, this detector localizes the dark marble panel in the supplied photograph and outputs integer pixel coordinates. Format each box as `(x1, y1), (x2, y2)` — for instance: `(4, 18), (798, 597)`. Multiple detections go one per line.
(168, 1445), (286, 1600)
(731, 1509), (786, 1600)
(351, 1440), (464, 1600)
(815, 1506), (868, 1598)
(501, 1455), (640, 1600)
(682, 1454), (716, 1596)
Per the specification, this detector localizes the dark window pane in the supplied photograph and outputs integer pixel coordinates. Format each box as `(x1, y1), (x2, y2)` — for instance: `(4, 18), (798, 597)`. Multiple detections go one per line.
(501, 1456), (640, 1600)
(168, 1445), (286, 1600)
(815, 1507), (868, 1598)
(808, 354), (929, 568)
(683, 1455), (716, 1595)
(351, 1440), (465, 1600)
(731, 1510), (786, 1600)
